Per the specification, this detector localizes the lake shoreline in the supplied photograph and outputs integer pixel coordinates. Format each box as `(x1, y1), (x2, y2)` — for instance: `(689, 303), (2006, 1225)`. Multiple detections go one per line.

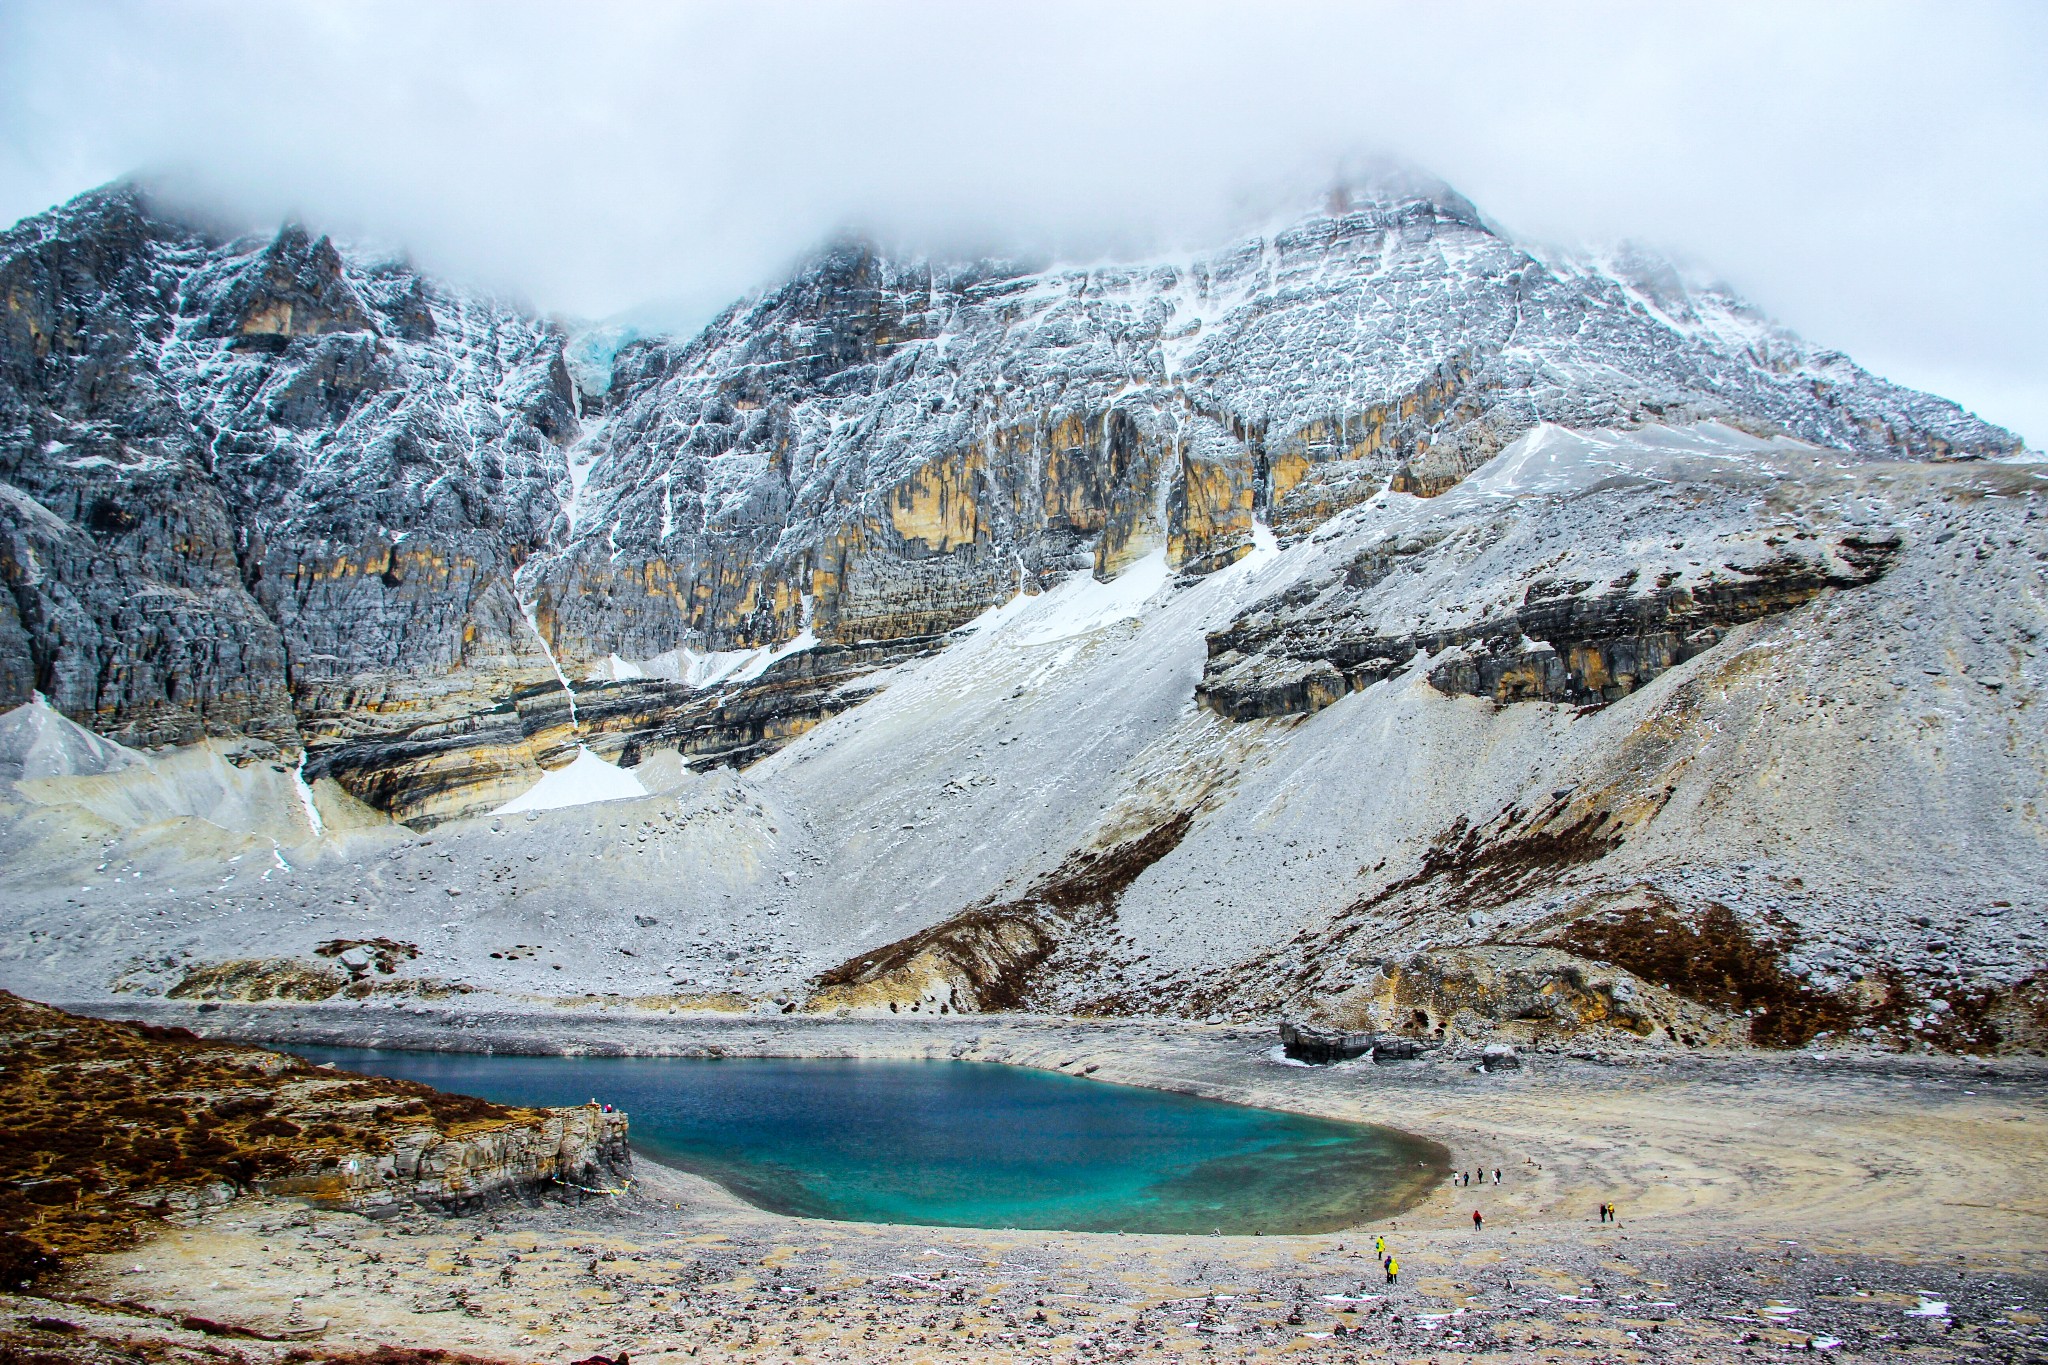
(282, 1043), (1455, 1236)
(61, 994), (2039, 1080)
(42, 1000), (2048, 1362)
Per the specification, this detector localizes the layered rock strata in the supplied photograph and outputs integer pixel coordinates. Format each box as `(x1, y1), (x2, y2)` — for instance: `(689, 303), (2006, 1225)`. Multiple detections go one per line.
(1200, 529), (1903, 719)
(1, 175), (2021, 823)
(309, 633), (937, 826)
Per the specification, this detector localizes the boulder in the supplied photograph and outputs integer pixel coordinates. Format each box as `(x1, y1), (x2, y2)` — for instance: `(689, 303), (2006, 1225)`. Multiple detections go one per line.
(1480, 1042), (1521, 1072)
(1279, 1020), (1374, 1064)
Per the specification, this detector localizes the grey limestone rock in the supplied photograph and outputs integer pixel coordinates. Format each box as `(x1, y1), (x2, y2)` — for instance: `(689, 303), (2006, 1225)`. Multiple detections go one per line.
(0, 171), (2023, 818)
(1278, 1019), (1375, 1064)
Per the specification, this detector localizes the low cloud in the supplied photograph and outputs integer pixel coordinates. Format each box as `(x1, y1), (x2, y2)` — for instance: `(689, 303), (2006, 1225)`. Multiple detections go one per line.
(2, 0), (2041, 442)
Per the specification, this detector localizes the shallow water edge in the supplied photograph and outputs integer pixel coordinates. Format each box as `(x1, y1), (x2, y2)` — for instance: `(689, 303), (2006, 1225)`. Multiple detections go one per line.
(285, 1047), (1449, 1234)
(72, 1002), (1473, 1228)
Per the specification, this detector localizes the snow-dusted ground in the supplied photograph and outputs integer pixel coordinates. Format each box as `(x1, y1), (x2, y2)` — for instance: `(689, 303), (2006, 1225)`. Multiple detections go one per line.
(1, 425), (2042, 1038)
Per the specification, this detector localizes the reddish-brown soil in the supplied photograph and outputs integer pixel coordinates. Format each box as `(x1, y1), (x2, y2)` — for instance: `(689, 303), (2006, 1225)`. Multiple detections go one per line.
(0, 993), (543, 1284)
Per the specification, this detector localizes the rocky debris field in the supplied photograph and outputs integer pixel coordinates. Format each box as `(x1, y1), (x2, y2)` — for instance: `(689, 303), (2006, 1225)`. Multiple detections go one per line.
(27, 1184), (2047, 1365)
(0, 993), (627, 1286)
(10, 1010), (2044, 1365)
(3, 430), (2041, 1061)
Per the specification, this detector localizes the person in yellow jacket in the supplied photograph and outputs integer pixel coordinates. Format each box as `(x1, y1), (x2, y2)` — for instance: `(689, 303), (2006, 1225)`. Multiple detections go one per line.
(1384, 1256), (1399, 1285)
(1374, 1235), (1386, 1260)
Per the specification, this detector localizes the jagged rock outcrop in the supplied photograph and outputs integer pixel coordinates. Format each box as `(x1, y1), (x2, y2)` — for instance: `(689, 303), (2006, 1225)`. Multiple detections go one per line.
(0, 183), (571, 757)
(1200, 516), (1903, 719)
(259, 1102), (629, 1212)
(808, 813), (1195, 1014)
(0, 174), (2020, 824)
(1325, 946), (1710, 1044)
(1277, 1019), (1374, 1063)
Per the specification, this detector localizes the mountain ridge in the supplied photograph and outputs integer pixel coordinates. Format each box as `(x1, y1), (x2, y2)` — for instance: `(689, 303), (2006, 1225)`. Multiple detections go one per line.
(0, 175), (2041, 1054)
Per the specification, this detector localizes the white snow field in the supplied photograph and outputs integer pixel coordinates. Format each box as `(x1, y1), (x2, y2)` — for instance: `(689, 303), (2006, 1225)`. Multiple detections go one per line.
(495, 747), (650, 814)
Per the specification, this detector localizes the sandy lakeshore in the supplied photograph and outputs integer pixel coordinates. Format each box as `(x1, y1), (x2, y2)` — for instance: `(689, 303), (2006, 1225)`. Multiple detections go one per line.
(26, 1006), (2048, 1362)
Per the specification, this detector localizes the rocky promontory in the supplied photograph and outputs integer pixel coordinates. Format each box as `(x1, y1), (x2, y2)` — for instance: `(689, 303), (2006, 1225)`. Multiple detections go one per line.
(0, 991), (628, 1285)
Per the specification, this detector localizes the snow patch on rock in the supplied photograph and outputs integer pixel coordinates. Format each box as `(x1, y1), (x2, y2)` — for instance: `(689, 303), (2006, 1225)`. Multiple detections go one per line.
(0, 695), (144, 782)
(965, 550), (1173, 648)
(495, 746), (649, 814)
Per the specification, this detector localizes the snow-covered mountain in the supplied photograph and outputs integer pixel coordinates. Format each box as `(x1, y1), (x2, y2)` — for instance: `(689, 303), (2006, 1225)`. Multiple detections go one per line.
(1, 175), (2019, 820)
(538, 175), (2010, 665)
(0, 184), (573, 759)
(1, 174), (2039, 1054)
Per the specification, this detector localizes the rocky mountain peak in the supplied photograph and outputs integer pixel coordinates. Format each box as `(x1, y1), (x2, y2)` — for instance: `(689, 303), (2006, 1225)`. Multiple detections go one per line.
(203, 221), (378, 345)
(0, 173), (2028, 816)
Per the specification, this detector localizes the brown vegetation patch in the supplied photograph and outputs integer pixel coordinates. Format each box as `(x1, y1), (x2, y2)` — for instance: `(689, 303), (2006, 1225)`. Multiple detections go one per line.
(1561, 899), (2048, 1052)
(0, 993), (539, 1285)
(1368, 803), (1625, 918)
(1552, 900), (1858, 1048)
(163, 960), (346, 1003)
(810, 812), (1195, 1012)
(0, 1307), (526, 1365)
(1856, 965), (2048, 1055)
(1333, 792), (1651, 939)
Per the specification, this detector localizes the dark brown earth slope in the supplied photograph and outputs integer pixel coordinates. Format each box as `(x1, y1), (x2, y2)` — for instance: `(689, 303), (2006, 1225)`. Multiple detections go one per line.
(0, 993), (624, 1288)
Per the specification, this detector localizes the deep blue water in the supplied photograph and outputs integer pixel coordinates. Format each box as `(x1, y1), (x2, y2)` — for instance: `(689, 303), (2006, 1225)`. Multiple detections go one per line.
(286, 1047), (1445, 1235)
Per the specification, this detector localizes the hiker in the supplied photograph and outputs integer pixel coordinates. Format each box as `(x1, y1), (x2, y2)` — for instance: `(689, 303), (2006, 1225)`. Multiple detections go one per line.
(1494, 1168), (1502, 1185)
(1385, 1256), (1399, 1285)
(1374, 1235), (1386, 1259)
(1472, 1209), (1483, 1230)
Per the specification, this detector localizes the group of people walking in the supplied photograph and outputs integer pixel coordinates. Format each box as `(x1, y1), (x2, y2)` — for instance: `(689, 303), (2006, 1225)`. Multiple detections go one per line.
(1369, 1163), (1619, 1293)
(1374, 1234), (1399, 1284)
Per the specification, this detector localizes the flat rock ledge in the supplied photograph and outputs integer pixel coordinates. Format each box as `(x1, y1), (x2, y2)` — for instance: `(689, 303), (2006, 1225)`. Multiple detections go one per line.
(258, 1105), (630, 1213)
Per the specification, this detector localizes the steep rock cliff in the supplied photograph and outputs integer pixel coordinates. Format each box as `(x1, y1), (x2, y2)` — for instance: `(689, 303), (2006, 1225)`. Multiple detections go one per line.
(0, 184), (573, 756)
(0, 173), (2023, 831)
(534, 178), (2016, 682)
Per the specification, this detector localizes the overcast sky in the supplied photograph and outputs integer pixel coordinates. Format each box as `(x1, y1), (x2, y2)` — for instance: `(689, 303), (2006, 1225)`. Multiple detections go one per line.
(2, 0), (2041, 445)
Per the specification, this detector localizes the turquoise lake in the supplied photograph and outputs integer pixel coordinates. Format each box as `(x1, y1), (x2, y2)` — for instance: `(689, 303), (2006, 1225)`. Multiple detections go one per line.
(287, 1048), (1446, 1235)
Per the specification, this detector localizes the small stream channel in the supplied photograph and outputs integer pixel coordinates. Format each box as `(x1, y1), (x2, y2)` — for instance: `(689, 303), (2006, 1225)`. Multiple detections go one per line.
(288, 1047), (1447, 1235)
